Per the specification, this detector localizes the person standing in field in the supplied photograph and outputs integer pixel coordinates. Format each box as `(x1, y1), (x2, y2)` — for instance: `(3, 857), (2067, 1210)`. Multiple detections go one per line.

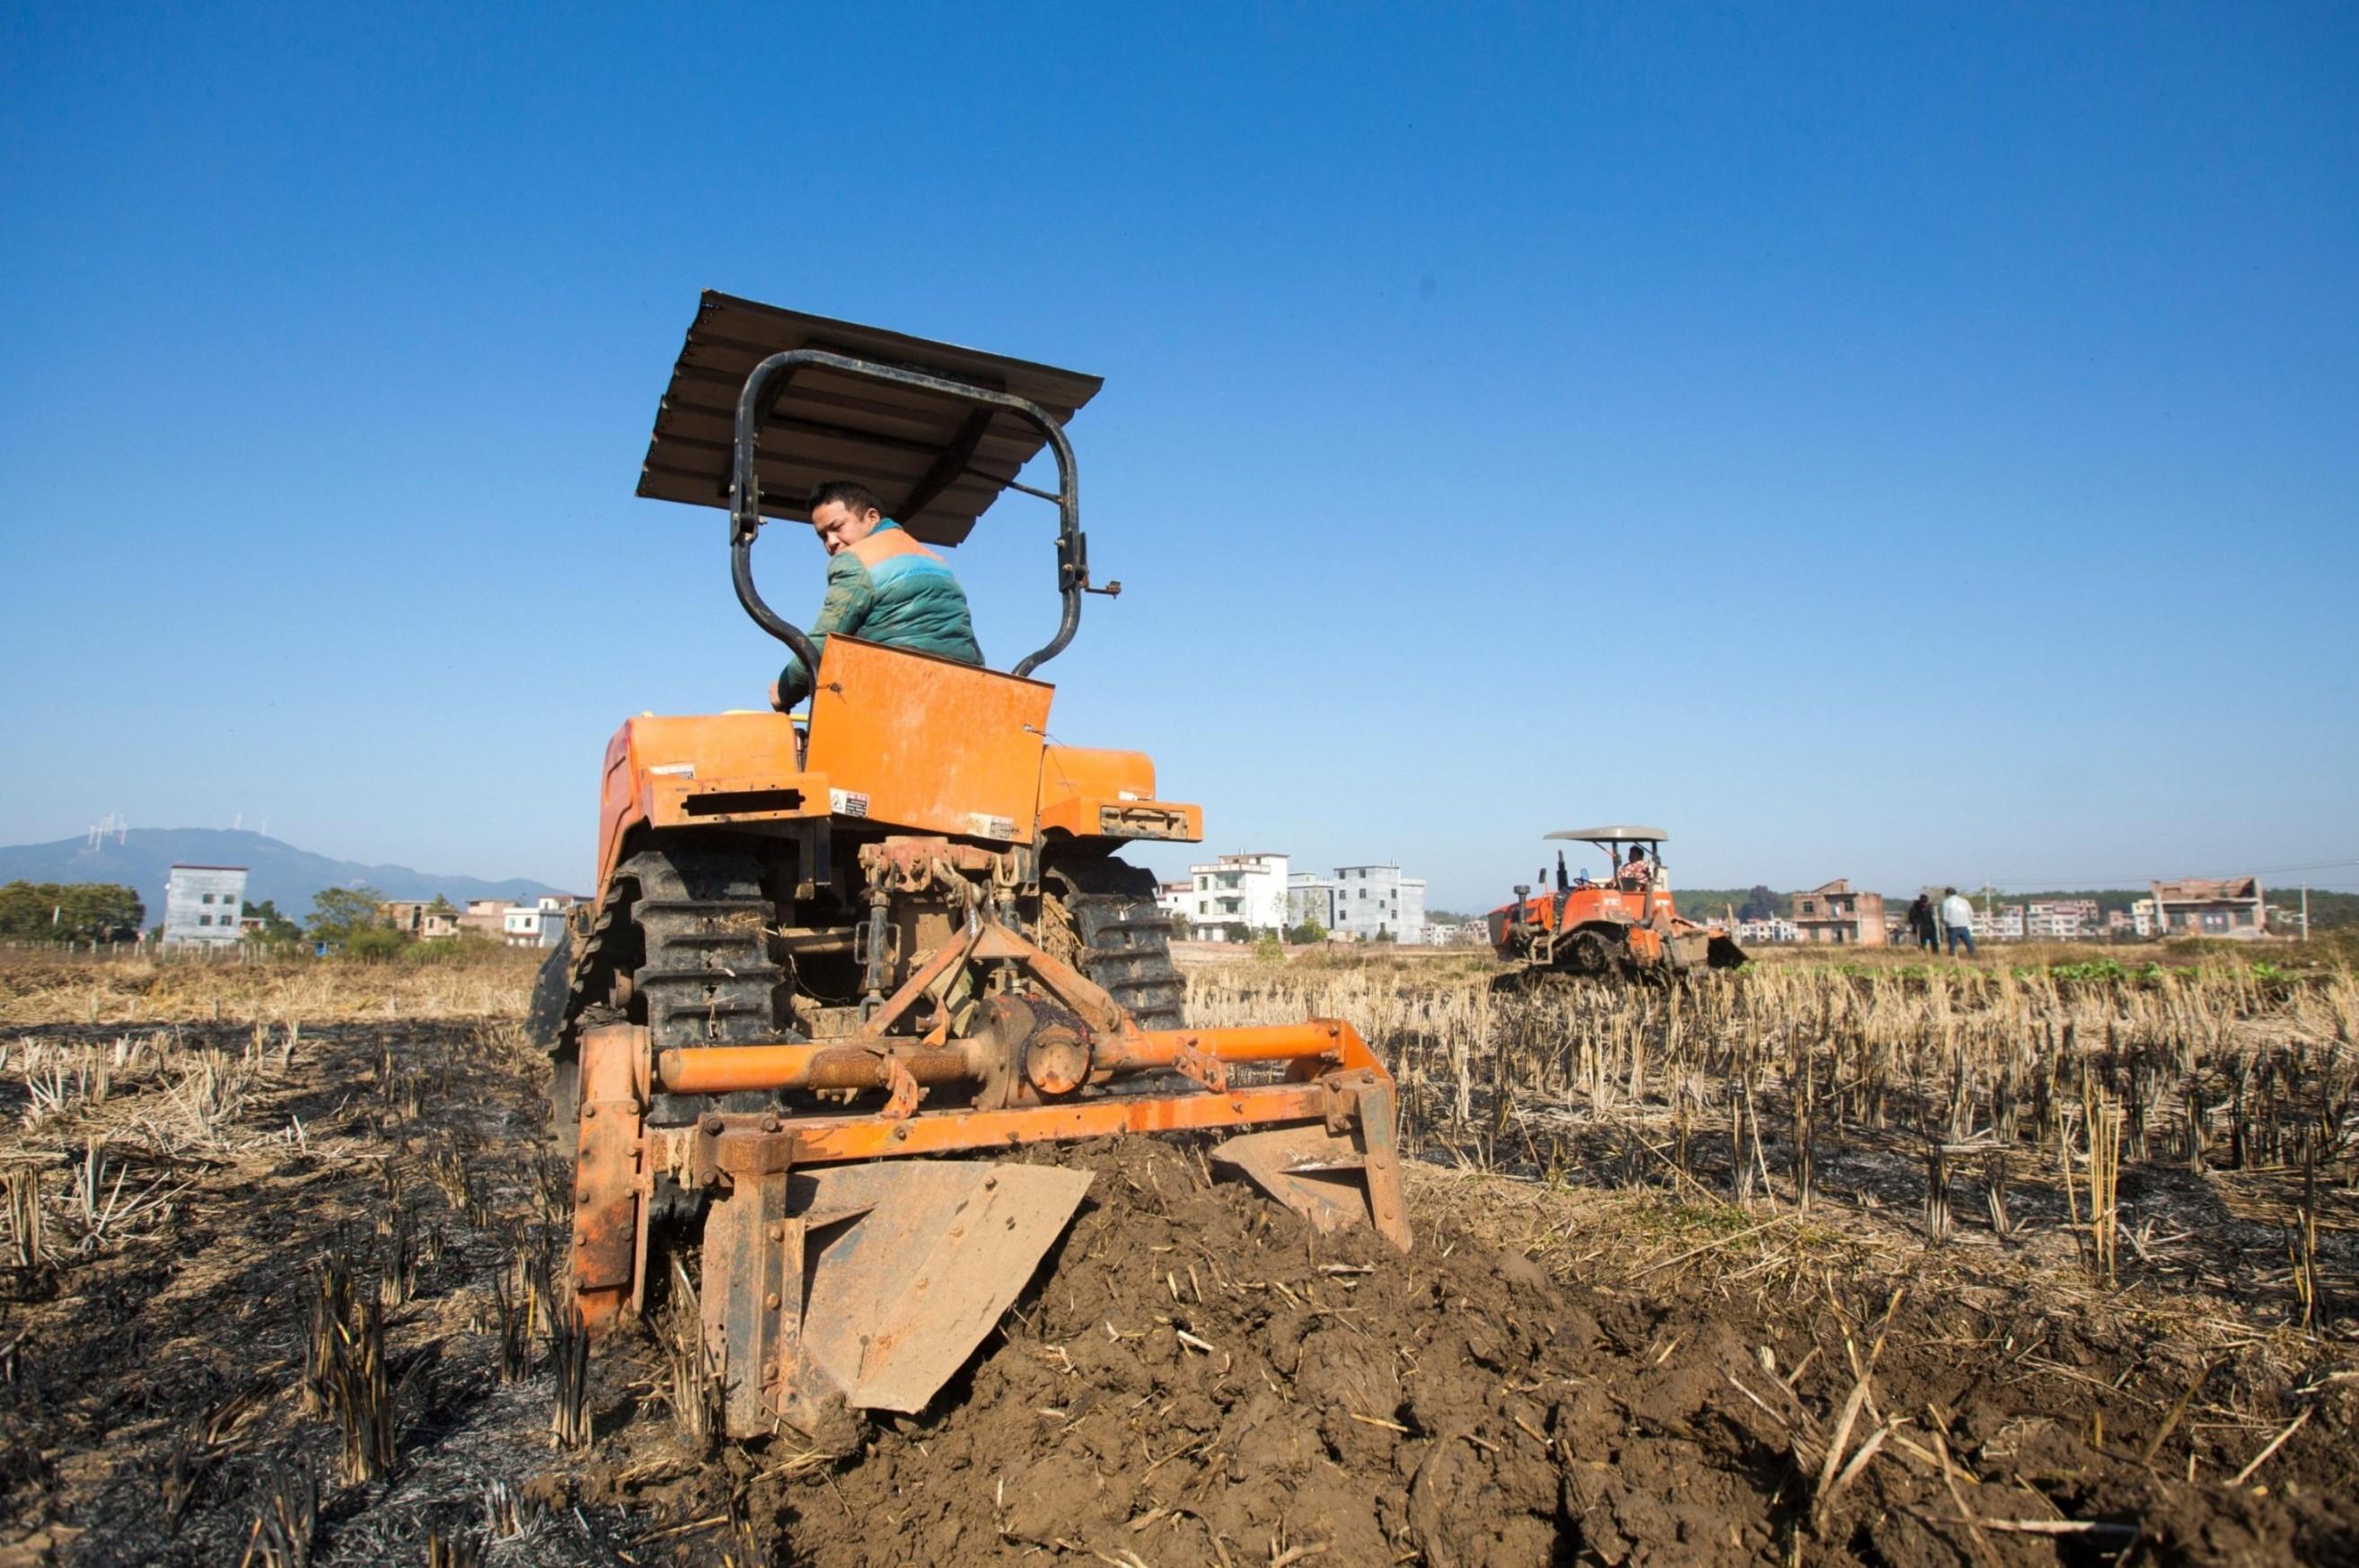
(1941, 887), (1977, 957)
(1906, 893), (1939, 953)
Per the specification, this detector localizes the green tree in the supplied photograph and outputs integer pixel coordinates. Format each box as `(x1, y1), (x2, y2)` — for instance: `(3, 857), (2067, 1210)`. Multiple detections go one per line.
(0, 881), (145, 941)
(1284, 920), (1327, 945)
(307, 885), (407, 955)
(1738, 885), (1781, 921)
(241, 898), (303, 945)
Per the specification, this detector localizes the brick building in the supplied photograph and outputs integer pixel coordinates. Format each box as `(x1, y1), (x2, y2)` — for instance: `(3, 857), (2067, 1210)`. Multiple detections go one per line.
(2135, 876), (2267, 938)
(379, 899), (464, 940)
(1791, 880), (1887, 946)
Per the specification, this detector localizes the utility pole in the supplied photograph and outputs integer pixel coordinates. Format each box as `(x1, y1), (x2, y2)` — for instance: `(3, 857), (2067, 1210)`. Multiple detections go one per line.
(2302, 885), (2311, 942)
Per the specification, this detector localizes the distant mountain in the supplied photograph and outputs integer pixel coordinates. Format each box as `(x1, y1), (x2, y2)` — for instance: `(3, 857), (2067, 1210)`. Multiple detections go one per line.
(0, 828), (565, 923)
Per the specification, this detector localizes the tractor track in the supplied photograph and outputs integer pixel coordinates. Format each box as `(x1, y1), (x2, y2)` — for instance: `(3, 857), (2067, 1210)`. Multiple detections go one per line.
(1043, 852), (1186, 1031)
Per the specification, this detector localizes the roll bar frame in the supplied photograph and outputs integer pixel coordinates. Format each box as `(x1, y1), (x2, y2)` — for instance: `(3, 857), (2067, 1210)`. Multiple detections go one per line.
(728, 348), (1094, 682)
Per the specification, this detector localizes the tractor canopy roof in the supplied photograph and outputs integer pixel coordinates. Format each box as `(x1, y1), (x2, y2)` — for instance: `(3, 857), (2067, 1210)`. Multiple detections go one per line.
(638, 291), (1104, 547)
(1546, 826), (1668, 842)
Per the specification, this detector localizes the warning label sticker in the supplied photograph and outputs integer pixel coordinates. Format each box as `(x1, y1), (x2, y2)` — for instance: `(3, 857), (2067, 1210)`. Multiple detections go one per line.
(966, 812), (1017, 841)
(830, 789), (870, 818)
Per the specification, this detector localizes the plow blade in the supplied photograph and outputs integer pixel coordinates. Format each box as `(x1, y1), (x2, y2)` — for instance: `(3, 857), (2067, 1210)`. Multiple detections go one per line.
(1213, 1118), (1410, 1251)
(703, 1159), (1090, 1437)
(797, 1162), (1091, 1414)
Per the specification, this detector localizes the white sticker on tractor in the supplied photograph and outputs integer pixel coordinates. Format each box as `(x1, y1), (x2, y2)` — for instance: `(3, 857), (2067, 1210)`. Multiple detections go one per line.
(831, 788), (870, 818)
(648, 762), (695, 778)
(966, 813), (1017, 840)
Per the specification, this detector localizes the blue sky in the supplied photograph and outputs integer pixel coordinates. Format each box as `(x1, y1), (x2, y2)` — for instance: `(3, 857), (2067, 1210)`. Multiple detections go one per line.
(2, 3), (2353, 912)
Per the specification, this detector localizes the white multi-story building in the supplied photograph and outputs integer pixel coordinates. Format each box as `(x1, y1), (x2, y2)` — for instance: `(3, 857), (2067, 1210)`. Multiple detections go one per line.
(1330, 863), (1426, 945)
(2026, 899), (2101, 940)
(1156, 881), (1192, 922)
(502, 895), (582, 948)
(1286, 872), (1338, 932)
(1977, 903), (2027, 940)
(1733, 915), (1800, 945)
(163, 864), (249, 947)
(1184, 853), (1290, 940)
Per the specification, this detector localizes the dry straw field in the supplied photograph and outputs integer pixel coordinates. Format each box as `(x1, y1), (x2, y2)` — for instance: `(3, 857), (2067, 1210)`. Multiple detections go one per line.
(0, 942), (2353, 1566)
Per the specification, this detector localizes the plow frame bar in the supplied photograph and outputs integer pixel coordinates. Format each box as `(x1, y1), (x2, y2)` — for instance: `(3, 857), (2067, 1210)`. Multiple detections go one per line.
(570, 1016), (1409, 1333)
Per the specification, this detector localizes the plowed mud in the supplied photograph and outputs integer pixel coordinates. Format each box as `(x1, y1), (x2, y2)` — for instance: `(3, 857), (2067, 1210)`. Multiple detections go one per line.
(2, 1014), (2355, 1566)
(621, 1137), (2358, 1568)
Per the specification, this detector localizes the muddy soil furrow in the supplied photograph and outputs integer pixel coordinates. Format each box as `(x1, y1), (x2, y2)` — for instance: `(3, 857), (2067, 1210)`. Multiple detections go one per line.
(1, 961), (2355, 1567)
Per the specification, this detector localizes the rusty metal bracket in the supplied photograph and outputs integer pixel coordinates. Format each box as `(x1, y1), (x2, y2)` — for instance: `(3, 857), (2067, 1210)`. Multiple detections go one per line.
(1351, 1077), (1411, 1251)
(851, 913), (1130, 1045)
(1209, 1071), (1411, 1255)
(1172, 1043), (1229, 1095)
(880, 1059), (922, 1120)
(572, 1024), (651, 1334)
(701, 1162), (803, 1440)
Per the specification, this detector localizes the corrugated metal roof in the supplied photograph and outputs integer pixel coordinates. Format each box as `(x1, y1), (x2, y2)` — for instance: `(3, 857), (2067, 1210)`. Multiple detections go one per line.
(637, 291), (1104, 547)
(1546, 826), (1668, 841)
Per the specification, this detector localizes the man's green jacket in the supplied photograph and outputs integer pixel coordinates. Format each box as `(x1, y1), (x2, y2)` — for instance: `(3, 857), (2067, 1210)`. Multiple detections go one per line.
(779, 521), (982, 692)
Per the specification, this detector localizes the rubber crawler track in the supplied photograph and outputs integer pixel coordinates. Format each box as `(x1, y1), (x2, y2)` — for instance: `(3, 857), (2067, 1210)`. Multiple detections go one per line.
(1046, 853), (1185, 1031)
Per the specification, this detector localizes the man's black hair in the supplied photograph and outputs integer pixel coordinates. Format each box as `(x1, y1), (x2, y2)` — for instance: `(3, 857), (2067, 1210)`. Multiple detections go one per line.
(810, 480), (886, 518)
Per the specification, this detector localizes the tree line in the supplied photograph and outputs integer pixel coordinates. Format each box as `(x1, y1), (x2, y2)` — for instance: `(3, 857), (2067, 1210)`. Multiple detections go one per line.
(0, 879), (505, 954)
(0, 881), (146, 942)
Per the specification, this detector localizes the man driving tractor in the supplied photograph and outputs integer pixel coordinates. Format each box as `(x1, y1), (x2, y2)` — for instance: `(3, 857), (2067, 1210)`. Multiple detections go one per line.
(770, 480), (983, 709)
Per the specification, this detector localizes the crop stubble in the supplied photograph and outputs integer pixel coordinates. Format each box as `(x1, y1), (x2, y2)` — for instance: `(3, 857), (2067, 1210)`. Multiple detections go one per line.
(0, 948), (2352, 1566)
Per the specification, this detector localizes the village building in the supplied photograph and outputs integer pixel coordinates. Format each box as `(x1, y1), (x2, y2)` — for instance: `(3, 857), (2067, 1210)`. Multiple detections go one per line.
(457, 898), (510, 939)
(1443, 917), (1492, 947)
(502, 895), (583, 948)
(1155, 880), (1192, 922)
(1978, 903), (2028, 940)
(2135, 876), (2267, 938)
(1328, 863), (1427, 944)
(1790, 880), (1886, 946)
(162, 864), (249, 947)
(2026, 899), (2100, 940)
(1285, 872), (1339, 932)
(379, 899), (465, 940)
(1184, 853), (1290, 940)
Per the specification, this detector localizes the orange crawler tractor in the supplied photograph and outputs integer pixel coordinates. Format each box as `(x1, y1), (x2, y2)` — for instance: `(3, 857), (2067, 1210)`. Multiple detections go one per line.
(1487, 826), (1747, 982)
(529, 294), (1409, 1440)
